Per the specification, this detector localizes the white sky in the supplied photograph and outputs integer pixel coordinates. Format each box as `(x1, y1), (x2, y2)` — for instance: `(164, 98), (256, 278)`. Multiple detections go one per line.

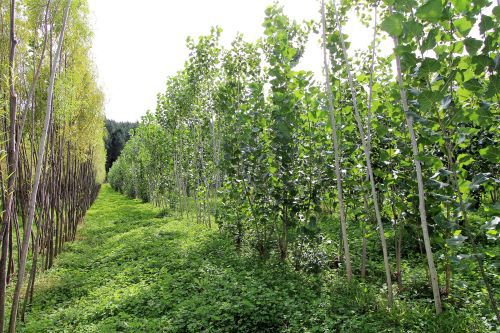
(88, 0), (374, 122)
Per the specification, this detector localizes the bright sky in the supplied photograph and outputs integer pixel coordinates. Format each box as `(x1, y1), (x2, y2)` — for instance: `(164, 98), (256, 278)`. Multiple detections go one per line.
(88, 0), (374, 122)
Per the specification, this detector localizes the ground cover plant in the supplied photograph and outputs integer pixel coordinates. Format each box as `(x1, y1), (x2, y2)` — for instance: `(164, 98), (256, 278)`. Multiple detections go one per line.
(19, 185), (490, 332)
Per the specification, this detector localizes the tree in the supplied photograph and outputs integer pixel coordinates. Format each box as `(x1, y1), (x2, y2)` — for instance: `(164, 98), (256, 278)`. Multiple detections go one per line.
(320, 0), (352, 281)
(104, 119), (137, 172)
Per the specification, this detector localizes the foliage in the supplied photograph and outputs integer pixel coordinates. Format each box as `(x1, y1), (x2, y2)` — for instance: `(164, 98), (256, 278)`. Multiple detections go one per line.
(20, 185), (488, 332)
(108, 0), (499, 327)
(0, 0), (106, 329)
(105, 119), (138, 173)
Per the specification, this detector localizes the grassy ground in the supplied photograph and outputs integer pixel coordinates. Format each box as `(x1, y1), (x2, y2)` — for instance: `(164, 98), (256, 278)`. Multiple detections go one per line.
(18, 185), (487, 332)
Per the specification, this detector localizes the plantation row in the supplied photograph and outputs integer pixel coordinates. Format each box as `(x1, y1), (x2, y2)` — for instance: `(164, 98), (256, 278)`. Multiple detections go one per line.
(109, 0), (498, 328)
(0, 0), (105, 331)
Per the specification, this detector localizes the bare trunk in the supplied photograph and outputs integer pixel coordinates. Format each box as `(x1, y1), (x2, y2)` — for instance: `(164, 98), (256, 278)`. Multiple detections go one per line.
(361, 194), (370, 279)
(332, 0), (393, 306)
(8, 1), (72, 330)
(391, 198), (403, 292)
(320, 0), (352, 281)
(0, 1), (18, 328)
(391, 32), (442, 314)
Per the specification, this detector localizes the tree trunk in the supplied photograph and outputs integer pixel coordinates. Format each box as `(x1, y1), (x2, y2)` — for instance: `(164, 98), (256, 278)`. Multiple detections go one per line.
(8, 1), (72, 330)
(320, 0), (352, 281)
(361, 194), (370, 279)
(391, 32), (442, 314)
(0, 0), (18, 328)
(332, 0), (393, 306)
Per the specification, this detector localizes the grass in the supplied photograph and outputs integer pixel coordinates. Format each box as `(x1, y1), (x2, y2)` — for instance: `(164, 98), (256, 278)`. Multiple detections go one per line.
(18, 185), (488, 332)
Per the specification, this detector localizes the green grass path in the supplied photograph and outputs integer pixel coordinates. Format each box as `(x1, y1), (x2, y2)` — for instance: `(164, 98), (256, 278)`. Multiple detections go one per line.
(19, 185), (481, 332)
(20, 184), (217, 332)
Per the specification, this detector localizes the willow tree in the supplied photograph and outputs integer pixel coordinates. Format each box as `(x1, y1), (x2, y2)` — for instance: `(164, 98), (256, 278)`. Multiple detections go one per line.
(0, 1), (18, 326)
(0, 0), (106, 329)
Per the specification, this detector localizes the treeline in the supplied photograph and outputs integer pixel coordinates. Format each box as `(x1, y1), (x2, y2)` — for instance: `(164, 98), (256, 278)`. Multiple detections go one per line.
(0, 0), (105, 331)
(104, 119), (137, 173)
(109, 0), (499, 327)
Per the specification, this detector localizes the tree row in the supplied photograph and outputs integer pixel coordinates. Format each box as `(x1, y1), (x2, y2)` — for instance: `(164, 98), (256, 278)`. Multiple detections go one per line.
(109, 0), (499, 326)
(0, 0), (106, 331)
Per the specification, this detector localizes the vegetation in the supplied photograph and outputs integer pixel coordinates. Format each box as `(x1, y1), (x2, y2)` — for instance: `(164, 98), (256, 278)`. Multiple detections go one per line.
(19, 185), (489, 332)
(0, 0), (497, 331)
(109, 0), (499, 330)
(105, 119), (137, 173)
(0, 0), (105, 331)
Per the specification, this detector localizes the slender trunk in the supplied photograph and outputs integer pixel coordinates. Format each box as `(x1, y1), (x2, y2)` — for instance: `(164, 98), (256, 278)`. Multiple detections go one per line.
(391, 31), (442, 314)
(20, 230), (38, 322)
(361, 194), (369, 279)
(0, 1), (18, 328)
(8, 2), (72, 330)
(210, 117), (218, 226)
(16, 0), (51, 153)
(391, 199), (403, 291)
(332, 0), (393, 306)
(320, 0), (352, 281)
(1, 1), (50, 325)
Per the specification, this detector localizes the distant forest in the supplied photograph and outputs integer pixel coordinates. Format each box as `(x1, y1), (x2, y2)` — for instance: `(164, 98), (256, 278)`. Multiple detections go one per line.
(105, 120), (137, 172)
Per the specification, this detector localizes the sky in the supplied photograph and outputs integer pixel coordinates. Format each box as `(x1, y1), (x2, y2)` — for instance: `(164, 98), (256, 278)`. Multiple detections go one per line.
(87, 0), (374, 122)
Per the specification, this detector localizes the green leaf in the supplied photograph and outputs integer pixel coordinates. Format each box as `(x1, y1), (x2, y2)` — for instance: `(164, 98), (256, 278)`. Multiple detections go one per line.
(454, 17), (474, 37)
(451, 0), (468, 12)
(470, 173), (491, 190)
(429, 179), (449, 189)
(457, 153), (475, 166)
(479, 15), (494, 34)
(419, 58), (441, 76)
(381, 14), (405, 37)
(471, 55), (493, 76)
(447, 235), (468, 247)
(486, 229), (498, 241)
(404, 20), (424, 38)
(422, 29), (438, 51)
(463, 79), (482, 92)
(418, 154), (443, 169)
(417, 90), (440, 112)
(454, 254), (472, 262)
(494, 6), (500, 20)
(416, 0), (443, 23)
(479, 146), (500, 163)
(482, 216), (499, 231)
(459, 180), (472, 194)
(463, 38), (482, 55)
(485, 74), (499, 98)
(441, 95), (452, 109)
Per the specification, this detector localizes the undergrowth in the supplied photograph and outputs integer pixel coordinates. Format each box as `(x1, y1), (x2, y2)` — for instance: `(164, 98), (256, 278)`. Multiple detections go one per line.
(19, 185), (488, 332)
